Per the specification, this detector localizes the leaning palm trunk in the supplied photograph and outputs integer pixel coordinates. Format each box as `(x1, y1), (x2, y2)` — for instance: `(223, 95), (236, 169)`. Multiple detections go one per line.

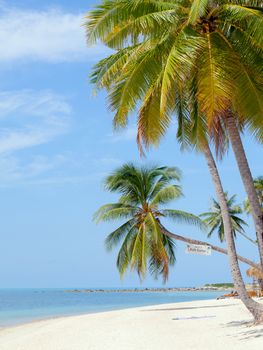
(226, 115), (263, 271)
(158, 226), (259, 269)
(202, 143), (263, 323)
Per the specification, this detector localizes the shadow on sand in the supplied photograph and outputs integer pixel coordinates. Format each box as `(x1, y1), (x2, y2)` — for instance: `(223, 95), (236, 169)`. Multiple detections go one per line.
(224, 320), (263, 341)
(141, 304), (236, 312)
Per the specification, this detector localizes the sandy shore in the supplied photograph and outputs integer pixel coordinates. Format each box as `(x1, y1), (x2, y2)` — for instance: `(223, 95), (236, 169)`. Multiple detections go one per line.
(0, 298), (263, 350)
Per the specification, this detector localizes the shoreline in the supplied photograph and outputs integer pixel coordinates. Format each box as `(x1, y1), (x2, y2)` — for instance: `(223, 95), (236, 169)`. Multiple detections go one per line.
(0, 290), (226, 330)
(1, 298), (263, 349)
(66, 286), (232, 293)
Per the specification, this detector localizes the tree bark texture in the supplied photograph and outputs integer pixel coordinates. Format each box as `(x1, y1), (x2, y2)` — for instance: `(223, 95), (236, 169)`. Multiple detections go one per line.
(202, 143), (263, 323)
(226, 115), (263, 271)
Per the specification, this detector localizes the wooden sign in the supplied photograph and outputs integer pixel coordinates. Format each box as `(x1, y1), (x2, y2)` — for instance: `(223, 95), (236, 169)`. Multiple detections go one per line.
(186, 244), (212, 256)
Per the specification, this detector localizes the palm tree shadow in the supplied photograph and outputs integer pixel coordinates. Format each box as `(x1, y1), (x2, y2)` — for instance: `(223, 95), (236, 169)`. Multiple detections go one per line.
(225, 320), (251, 328)
(142, 304), (236, 312)
(241, 328), (263, 340)
(224, 320), (263, 341)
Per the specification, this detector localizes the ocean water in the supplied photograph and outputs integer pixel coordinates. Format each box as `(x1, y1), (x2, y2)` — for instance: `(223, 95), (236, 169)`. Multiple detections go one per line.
(0, 289), (224, 327)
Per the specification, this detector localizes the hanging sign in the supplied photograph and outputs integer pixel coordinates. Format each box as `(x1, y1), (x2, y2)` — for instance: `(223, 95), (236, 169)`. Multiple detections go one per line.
(186, 244), (212, 256)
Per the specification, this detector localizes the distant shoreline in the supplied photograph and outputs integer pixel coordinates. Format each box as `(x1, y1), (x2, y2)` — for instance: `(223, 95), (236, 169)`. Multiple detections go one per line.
(67, 286), (232, 293)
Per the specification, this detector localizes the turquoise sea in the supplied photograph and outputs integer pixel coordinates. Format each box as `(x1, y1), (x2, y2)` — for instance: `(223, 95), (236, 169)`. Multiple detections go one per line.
(0, 289), (224, 327)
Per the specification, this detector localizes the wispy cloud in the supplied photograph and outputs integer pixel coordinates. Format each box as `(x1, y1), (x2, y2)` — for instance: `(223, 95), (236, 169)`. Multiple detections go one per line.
(107, 126), (137, 143)
(0, 90), (71, 154)
(0, 5), (108, 63)
(0, 154), (109, 188)
(0, 89), (122, 186)
(0, 154), (67, 185)
(0, 152), (109, 187)
(0, 89), (75, 187)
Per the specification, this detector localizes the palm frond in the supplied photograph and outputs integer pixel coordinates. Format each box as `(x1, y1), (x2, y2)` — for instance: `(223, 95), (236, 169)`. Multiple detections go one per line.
(196, 32), (234, 125)
(147, 213), (171, 282)
(162, 209), (206, 230)
(93, 203), (137, 222)
(160, 28), (204, 118)
(105, 219), (136, 251)
(137, 77), (171, 150)
(151, 185), (182, 206)
(86, 0), (181, 46)
(221, 3), (263, 47)
(130, 224), (147, 279)
(188, 0), (210, 24)
(116, 223), (138, 277)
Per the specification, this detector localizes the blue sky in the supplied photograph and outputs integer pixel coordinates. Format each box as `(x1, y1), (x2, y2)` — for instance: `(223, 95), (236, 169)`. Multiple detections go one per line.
(0, 0), (261, 288)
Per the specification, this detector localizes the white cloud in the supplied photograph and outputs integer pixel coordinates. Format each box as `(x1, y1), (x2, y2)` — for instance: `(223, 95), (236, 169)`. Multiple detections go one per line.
(107, 126), (137, 143)
(0, 89), (74, 186)
(0, 89), (122, 186)
(0, 154), (67, 185)
(15, 174), (106, 187)
(0, 88), (124, 186)
(0, 90), (71, 154)
(0, 6), (108, 63)
(0, 153), (107, 187)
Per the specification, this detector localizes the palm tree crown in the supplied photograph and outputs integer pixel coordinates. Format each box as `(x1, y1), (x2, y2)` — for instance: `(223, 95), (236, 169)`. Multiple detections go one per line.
(94, 163), (204, 281)
(200, 193), (249, 242)
(86, 0), (263, 150)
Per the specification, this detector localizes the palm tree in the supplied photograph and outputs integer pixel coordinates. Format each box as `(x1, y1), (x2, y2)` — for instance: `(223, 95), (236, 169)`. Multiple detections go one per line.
(201, 193), (256, 245)
(244, 176), (263, 214)
(86, 0), (263, 267)
(94, 163), (258, 281)
(86, 0), (263, 322)
(94, 163), (205, 281)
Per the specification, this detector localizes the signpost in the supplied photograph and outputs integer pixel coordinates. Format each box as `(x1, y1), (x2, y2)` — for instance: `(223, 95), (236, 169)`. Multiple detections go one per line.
(185, 244), (212, 256)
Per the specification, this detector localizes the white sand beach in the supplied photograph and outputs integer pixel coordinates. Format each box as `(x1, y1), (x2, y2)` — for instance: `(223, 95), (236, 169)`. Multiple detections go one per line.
(0, 298), (263, 350)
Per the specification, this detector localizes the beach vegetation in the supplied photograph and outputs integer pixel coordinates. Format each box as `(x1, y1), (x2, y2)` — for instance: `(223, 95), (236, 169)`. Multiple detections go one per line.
(201, 193), (256, 245)
(87, 0), (263, 322)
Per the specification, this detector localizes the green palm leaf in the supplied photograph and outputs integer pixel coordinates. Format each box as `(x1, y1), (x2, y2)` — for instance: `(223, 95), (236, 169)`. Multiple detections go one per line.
(105, 219), (136, 251)
(188, 0), (209, 24)
(93, 203), (137, 222)
(94, 163), (201, 281)
(162, 209), (206, 230)
(151, 185), (182, 206)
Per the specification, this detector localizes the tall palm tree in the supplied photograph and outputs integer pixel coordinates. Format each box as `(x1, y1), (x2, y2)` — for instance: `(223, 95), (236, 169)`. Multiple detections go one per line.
(86, 0), (263, 321)
(244, 176), (263, 214)
(201, 193), (256, 244)
(94, 163), (205, 281)
(86, 0), (263, 266)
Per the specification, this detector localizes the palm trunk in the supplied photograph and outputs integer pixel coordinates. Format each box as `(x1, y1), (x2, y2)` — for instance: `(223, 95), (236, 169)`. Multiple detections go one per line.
(202, 143), (263, 323)
(226, 115), (263, 270)
(159, 225), (259, 268)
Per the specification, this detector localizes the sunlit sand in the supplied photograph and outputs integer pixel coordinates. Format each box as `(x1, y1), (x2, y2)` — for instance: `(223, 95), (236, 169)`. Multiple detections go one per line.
(1, 298), (263, 350)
